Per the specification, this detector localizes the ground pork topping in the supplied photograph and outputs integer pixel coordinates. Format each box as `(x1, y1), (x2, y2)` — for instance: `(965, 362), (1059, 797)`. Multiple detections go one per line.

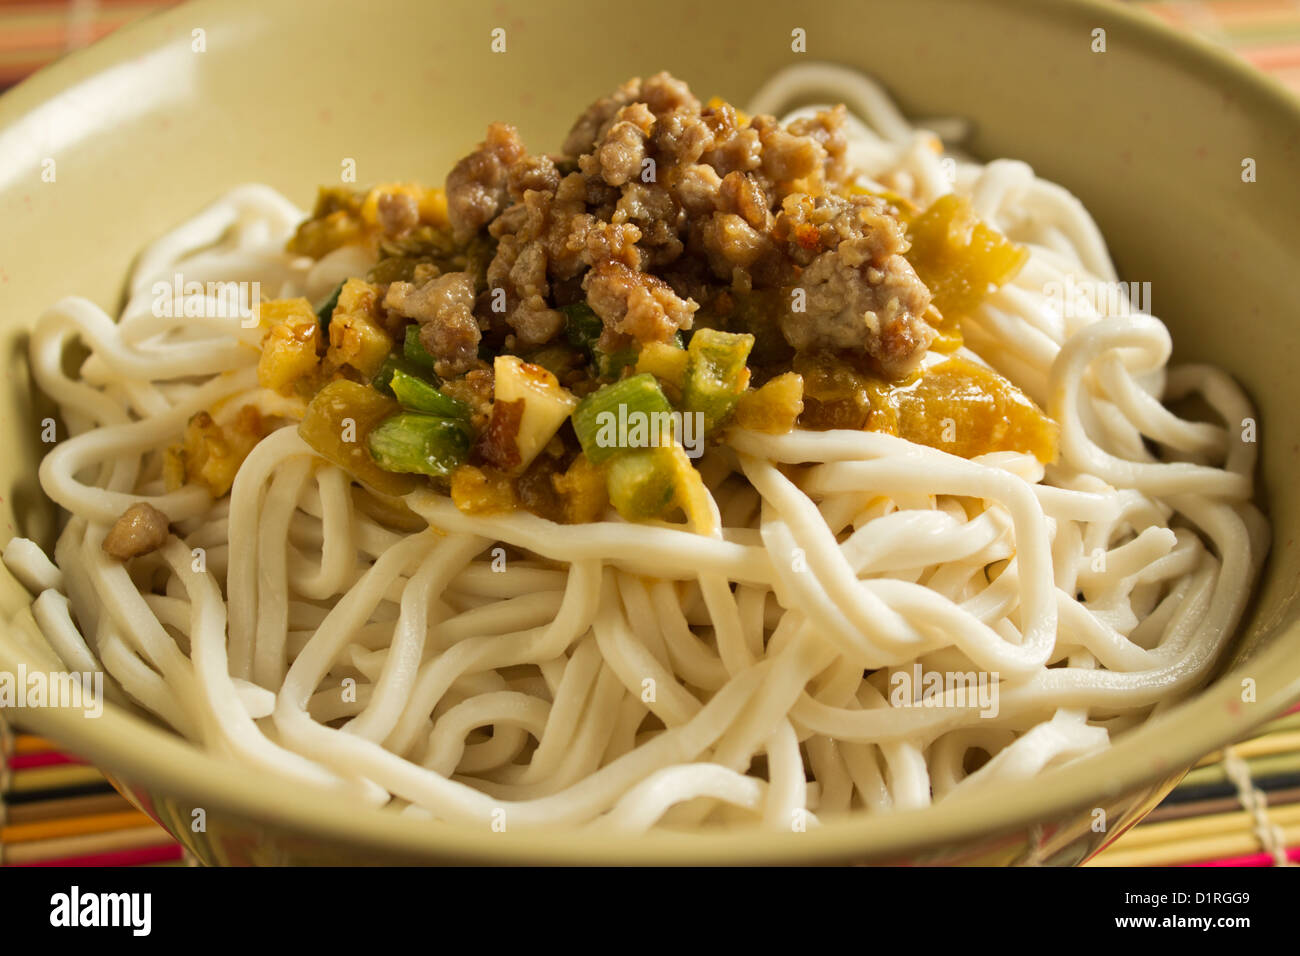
(583, 259), (699, 348)
(102, 502), (171, 560)
(438, 71), (936, 374)
(384, 271), (482, 377)
(782, 238), (935, 377)
(445, 122), (528, 242)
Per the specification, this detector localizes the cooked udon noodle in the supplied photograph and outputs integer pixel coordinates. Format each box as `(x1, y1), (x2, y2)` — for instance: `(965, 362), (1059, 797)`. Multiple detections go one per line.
(4, 64), (1267, 832)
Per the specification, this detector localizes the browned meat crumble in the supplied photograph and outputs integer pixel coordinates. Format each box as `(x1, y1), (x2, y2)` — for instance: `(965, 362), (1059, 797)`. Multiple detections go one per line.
(441, 71), (936, 375)
(102, 502), (171, 560)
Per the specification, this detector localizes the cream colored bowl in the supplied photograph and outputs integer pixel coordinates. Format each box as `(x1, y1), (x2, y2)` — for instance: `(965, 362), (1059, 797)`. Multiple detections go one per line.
(1, 0), (1298, 864)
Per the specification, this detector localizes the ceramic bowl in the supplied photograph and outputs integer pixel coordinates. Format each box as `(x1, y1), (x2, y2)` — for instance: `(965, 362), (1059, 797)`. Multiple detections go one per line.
(2, 0), (1299, 864)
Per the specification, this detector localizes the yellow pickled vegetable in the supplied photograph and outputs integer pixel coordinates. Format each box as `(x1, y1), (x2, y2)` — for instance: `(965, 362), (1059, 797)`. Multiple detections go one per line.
(450, 465), (518, 516)
(906, 194), (1029, 317)
(796, 352), (1057, 464)
(180, 406), (266, 497)
(325, 279), (391, 378)
(665, 443), (716, 536)
(795, 351), (899, 432)
(925, 305), (964, 354)
(732, 372), (804, 434)
(257, 297), (320, 392)
(359, 183), (449, 231)
(298, 380), (417, 497)
(286, 187), (366, 258)
(287, 184), (450, 259)
(552, 453), (609, 524)
(890, 357), (1058, 463)
(635, 342), (690, 395)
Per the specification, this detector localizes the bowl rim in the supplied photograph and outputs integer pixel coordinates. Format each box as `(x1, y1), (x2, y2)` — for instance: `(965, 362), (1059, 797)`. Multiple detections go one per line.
(3, 0), (1300, 864)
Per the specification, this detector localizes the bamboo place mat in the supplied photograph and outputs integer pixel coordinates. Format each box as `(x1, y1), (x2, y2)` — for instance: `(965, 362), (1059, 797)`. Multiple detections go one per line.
(2, 0), (1299, 867)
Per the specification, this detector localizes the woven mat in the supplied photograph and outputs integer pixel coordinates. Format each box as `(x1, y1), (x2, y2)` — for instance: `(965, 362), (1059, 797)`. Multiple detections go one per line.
(1, 0), (1297, 867)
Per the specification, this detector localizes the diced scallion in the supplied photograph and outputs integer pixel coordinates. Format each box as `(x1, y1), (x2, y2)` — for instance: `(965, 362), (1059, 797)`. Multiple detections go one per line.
(681, 328), (754, 432)
(562, 302), (603, 354)
(314, 281), (344, 332)
(595, 347), (638, 380)
(606, 447), (676, 521)
(387, 366), (471, 419)
(367, 413), (471, 478)
(403, 324), (436, 370)
(571, 373), (675, 465)
(372, 354), (420, 396)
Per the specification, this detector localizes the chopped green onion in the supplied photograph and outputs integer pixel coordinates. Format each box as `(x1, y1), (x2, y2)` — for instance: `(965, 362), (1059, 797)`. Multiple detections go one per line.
(314, 281), (344, 332)
(595, 347), (638, 380)
(561, 301), (642, 379)
(571, 373), (675, 465)
(562, 302), (603, 354)
(403, 324), (436, 370)
(372, 354), (422, 396)
(367, 412), (471, 478)
(390, 369), (471, 420)
(681, 328), (754, 432)
(606, 447), (676, 521)
(372, 358), (469, 419)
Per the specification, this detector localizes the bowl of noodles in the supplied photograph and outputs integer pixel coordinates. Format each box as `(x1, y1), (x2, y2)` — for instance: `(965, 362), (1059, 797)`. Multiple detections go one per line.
(1, 0), (1299, 866)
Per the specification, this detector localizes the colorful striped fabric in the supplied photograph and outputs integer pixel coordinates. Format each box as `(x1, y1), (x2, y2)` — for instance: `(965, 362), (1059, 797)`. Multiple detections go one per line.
(0, 724), (186, 866)
(0, 0), (184, 91)
(0, 0), (1297, 867)
(2, 1), (1294, 94)
(1140, 0), (1300, 92)
(1090, 704), (1300, 866)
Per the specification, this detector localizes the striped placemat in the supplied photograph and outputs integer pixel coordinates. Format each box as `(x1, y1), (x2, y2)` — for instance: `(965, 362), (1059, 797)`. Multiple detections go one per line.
(1090, 704), (1300, 866)
(0, 0), (1297, 866)
(0, 0), (183, 91)
(0, 721), (187, 866)
(2, 1), (1297, 94)
(1140, 0), (1300, 92)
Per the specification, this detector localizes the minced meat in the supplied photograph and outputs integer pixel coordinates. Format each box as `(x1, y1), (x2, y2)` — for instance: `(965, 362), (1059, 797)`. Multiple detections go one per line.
(440, 71), (936, 377)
